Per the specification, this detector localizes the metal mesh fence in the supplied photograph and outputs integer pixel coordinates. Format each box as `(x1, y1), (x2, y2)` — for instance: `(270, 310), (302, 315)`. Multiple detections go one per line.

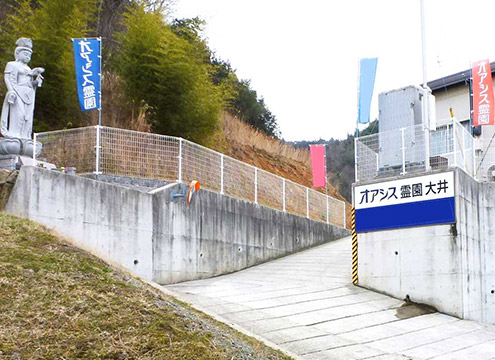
(223, 156), (256, 202)
(35, 126), (347, 228)
(356, 121), (475, 182)
(36, 127), (97, 173)
(182, 140), (221, 193)
(475, 126), (495, 181)
(285, 180), (307, 217)
(329, 197), (346, 228)
(454, 121), (474, 177)
(308, 189), (327, 223)
(99, 127), (180, 180)
(257, 169), (284, 211)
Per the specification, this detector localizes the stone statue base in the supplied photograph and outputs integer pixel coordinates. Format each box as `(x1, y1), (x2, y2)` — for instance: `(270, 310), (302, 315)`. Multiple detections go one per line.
(0, 154), (54, 172)
(0, 155), (29, 171)
(0, 137), (42, 157)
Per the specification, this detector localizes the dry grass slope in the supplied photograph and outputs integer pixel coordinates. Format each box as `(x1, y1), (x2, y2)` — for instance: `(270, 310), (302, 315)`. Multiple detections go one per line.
(0, 213), (293, 360)
(208, 113), (352, 227)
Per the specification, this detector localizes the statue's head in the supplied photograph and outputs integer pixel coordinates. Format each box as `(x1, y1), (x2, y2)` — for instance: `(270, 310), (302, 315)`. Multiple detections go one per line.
(14, 38), (33, 64)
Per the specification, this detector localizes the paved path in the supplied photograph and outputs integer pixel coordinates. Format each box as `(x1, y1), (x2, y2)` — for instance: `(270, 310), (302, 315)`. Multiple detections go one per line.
(165, 237), (495, 359)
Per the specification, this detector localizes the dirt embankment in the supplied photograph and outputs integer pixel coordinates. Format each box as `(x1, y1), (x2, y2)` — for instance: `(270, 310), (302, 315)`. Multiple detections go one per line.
(208, 114), (352, 228)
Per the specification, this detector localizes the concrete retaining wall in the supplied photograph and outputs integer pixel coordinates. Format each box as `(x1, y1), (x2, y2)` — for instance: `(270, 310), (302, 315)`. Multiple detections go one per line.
(357, 168), (495, 324)
(6, 166), (349, 284)
(6, 166), (155, 280)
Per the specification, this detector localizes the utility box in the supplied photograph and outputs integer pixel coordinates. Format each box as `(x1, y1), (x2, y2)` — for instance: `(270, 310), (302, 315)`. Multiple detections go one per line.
(378, 86), (432, 170)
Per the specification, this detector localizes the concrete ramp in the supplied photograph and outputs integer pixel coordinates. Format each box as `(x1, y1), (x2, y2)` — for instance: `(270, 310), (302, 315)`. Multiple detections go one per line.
(165, 236), (495, 359)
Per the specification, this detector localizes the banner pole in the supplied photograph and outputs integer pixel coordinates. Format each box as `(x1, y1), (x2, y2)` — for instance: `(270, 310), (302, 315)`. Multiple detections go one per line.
(356, 59), (360, 137)
(324, 144), (329, 224)
(98, 37), (102, 126)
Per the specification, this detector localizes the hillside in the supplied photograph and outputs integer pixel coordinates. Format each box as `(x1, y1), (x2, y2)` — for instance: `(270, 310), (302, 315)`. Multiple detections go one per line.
(0, 212), (292, 360)
(208, 113), (352, 228)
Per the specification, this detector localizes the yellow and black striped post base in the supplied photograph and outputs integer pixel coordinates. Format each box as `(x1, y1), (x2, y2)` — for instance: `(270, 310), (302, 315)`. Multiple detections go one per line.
(351, 207), (358, 285)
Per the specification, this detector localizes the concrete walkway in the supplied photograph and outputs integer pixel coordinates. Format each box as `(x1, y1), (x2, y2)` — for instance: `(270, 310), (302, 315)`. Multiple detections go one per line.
(165, 237), (495, 359)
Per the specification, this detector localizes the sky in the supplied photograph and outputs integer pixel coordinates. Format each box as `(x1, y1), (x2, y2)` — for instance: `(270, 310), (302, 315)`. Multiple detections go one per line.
(172, 0), (495, 141)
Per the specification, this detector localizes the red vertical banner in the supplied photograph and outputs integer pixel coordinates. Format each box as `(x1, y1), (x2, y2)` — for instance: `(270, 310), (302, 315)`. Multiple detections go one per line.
(310, 145), (326, 188)
(473, 59), (495, 126)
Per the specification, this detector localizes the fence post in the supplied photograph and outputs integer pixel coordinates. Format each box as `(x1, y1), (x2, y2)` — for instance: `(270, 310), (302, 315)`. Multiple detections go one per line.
(462, 127), (466, 172)
(354, 137), (359, 182)
(343, 200), (346, 228)
(401, 127), (406, 175)
(178, 138), (183, 183)
(32, 133), (37, 166)
(326, 195), (329, 224)
(452, 120), (457, 167)
(95, 125), (101, 175)
(220, 154), (224, 194)
(306, 188), (309, 219)
(282, 178), (286, 212)
(424, 127), (430, 171)
(254, 168), (258, 204)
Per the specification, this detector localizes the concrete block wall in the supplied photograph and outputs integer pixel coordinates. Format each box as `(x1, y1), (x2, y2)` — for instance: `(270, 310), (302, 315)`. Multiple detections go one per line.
(6, 166), (349, 285)
(357, 168), (495, 324)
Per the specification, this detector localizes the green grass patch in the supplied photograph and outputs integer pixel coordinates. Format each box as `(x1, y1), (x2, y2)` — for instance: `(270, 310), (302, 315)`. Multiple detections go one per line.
(0, 213), (292, 360)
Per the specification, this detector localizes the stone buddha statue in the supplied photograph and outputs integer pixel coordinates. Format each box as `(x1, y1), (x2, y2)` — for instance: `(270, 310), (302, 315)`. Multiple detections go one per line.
(0, 38), (44, 157)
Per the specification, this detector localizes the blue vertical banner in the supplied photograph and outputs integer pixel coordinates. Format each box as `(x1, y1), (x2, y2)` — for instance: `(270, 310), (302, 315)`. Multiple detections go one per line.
(358, 58), (378, 124)
(72, 38), (101, 112)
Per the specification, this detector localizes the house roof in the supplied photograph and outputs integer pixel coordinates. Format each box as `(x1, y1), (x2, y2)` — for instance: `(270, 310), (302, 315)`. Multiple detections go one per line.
(428, 61), (495, 91)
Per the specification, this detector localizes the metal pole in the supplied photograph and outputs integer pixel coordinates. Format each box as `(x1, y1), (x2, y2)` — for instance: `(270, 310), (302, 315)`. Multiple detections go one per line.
(354, 137), (359, 182)
(220, 154), (224, 194)
(420, 0), (427, 89)
(462, 127), (466, 172)
(447, 122), (450, 155)
(401, 127), (406, 175)
(95, 125), (101, 175)
(343, 201), (346, 229)
(356, 58), (361, 137)
(420, 0), (431, 171)
(98, 37), (102, 126)
(425, 125), (431, 171)
(32, 133), (37, 166)
(452, 119), (457, 167)
(306, 188), (309, 219)
(254, 168), (258, 204)
(282, 179), (286, 212)
(326, 195), (329, 224)
(178, 138), (183, 183)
